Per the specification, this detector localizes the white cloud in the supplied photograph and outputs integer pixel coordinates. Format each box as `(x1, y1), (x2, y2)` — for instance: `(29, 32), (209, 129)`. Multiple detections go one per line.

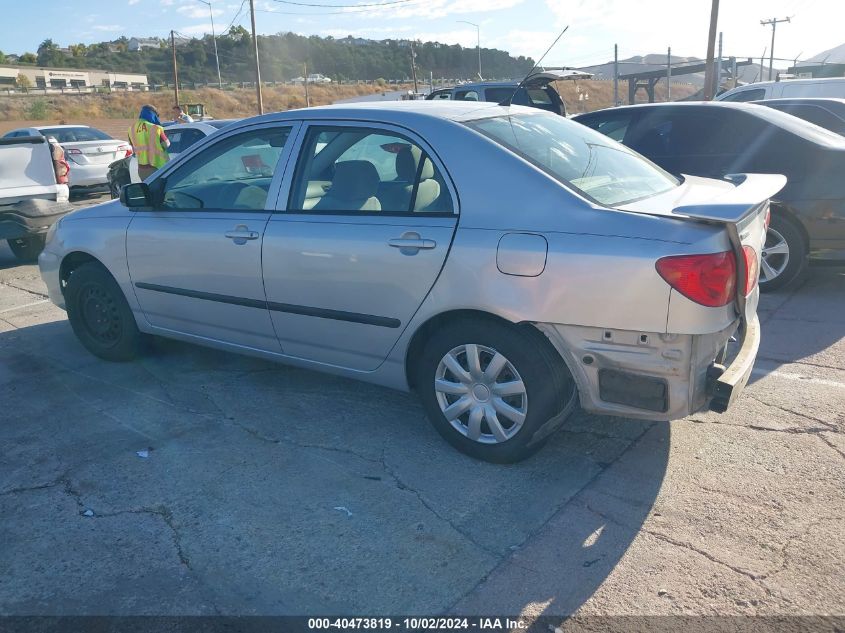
(93, 24), (124, 31)
(161, 0), (175, 5)
(178, 22), (215, 35)
(128, 0), (141, 4)
(177, 5), (224, 19)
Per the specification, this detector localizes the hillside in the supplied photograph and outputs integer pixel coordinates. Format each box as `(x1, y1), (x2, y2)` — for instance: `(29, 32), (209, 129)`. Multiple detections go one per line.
(4, 31), (535, 84)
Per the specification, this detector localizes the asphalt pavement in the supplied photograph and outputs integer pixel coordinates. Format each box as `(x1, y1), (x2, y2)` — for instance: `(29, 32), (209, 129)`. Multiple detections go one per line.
(0, 204), (842, 621)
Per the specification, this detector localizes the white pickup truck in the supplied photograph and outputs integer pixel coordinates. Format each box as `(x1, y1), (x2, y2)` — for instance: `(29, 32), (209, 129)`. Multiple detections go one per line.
(0, 135), (74, 261)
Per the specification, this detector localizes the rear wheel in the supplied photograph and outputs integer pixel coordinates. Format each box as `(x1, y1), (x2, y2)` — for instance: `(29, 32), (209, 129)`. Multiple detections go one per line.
(759, 214), (807, 292)
(65, 262), (143, 361)
(7, 235), (46, 262)
(416, 319), (577, 463)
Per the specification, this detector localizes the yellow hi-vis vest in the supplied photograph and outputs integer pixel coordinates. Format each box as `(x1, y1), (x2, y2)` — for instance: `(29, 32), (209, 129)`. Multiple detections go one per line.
(128, 119), (169, 168)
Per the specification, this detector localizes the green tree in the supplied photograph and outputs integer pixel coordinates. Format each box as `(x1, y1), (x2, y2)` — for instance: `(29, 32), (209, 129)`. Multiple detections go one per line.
(19, 52), (37, 64)
(16, 73), (32, 89)
(0, 50), (6, 64)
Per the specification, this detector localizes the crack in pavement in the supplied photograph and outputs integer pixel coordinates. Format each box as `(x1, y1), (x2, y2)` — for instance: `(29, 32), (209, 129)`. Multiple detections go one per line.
(0, 280), (49, 299)
(755, 356), (843, 372)
(744, 394), (840, 431)
(90, 506), (192, 569)
(687, 416), (836, 436)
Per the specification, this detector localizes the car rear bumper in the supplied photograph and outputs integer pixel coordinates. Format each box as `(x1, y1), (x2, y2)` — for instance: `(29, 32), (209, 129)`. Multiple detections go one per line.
(535, 317), (757, 421)
(708, 314), (760, 413)
(68, 162), (110, 187)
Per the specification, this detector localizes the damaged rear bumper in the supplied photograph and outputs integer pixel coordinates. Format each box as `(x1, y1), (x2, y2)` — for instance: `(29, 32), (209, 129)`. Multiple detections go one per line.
(0, 198), (74, 241)
(536, 316), (757, 421)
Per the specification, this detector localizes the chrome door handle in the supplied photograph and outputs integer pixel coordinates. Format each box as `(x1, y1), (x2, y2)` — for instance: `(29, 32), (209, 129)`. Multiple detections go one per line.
(388, 238), (436, 249)
(225, 225), (260, 244)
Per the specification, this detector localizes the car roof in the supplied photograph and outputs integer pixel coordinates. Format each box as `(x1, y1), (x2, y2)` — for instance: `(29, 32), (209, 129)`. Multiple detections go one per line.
(574, 101), (764, 116)
(728, 77), (845, 89)
(32, 124), (92, 129)
(245, 101), (534, 126)
(752, 97), (845, 106)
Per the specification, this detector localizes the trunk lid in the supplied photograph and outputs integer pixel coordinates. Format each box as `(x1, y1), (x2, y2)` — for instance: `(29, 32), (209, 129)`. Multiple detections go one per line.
(620, 172), (786, 321)
(65, 140), (127, 165)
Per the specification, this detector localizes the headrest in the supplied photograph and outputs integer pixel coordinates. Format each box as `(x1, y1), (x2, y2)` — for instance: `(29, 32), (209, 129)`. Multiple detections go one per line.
(395, 146), (435, 181)
(331, 160), (379, 200)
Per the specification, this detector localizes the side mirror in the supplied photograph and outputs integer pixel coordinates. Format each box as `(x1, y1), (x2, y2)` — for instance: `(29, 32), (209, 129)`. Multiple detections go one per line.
(120, 182), (152, 209)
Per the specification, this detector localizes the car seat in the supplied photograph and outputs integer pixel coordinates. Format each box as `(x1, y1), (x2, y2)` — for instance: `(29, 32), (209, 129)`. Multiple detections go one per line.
(312, 160), (381, 212)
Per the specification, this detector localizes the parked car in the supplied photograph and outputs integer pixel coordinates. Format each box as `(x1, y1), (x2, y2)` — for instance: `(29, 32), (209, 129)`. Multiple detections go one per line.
(40, 101), (778, 462)
(2, 125), (131, 189)
(716, 77), (845, 102)
(574, 101), (845, 290)
(1, 134), (73, 261)
(426, 69), (592, 115)
(107, 119), (238, 197)
(753, 98), (845, 136)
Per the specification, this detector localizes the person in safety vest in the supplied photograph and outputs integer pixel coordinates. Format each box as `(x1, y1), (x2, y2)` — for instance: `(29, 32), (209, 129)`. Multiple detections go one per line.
(128, 104), (170, 181)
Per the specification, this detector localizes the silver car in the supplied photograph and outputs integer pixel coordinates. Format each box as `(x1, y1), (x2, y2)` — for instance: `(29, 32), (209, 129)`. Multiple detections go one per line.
(39, 102), (782, 462)
(2, 125), (131, 188)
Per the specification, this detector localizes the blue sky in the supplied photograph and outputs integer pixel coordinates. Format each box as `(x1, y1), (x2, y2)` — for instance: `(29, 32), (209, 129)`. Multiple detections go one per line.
(1, 0), (841, 67)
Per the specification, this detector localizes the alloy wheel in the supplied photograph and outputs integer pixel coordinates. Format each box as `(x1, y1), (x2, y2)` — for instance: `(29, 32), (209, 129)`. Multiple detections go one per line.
(434, 344), (528, 444)
(760, 227), (790, 284)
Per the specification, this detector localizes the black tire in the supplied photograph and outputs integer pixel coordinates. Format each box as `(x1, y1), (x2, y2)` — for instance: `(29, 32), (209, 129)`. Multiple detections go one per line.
(759, 214), (807, 292)
(65, 262), (143, 361)
(109, 177), (121, 199)
(416, 318), (577, 463)
(7, 235), (46, 262)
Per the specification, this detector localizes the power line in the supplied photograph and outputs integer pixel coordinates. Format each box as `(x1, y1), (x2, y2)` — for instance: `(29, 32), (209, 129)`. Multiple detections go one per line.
(267, 0), (417, 7)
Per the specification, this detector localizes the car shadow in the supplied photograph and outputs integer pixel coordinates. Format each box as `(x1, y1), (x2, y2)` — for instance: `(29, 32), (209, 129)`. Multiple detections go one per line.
(750, 264), (845, 384)
(0, 317), (669, 616)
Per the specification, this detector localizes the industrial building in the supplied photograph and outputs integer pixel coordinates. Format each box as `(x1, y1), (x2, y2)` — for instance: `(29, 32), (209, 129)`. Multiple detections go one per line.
(0, 65), (149, 90)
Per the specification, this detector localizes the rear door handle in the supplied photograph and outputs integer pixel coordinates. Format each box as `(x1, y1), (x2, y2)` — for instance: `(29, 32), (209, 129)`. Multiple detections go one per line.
(225, 225), (260, 244)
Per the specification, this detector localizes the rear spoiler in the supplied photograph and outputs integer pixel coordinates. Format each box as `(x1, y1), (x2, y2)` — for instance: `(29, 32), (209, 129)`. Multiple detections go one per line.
(670, 173), (787, 224)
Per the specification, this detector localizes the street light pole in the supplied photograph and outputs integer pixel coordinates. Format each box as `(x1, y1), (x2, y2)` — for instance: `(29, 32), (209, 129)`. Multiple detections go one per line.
(197, 0), (223, 88)
(457, 20), (481, 79)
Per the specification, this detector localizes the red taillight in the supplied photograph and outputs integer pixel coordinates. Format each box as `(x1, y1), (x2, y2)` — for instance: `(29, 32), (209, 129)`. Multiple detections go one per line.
(656, 251), (737, 307)
(742, 245), (758, 295)
(118, 144), (133, 158)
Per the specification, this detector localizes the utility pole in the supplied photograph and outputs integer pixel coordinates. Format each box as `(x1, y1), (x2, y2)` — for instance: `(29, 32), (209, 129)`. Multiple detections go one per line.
(410, 41), (418, 94)
(197, 0), (222, 87)
(703, 0), (719, 100)
(171, 30), (180, 107)
(715, 31), (723, 96)
(613, 43), (618, 106)
(457, 21), (481, 79)
(303, 62), (310, 107)
(666, 46), (671, 101)
(761, 17), (790, 81)
(248, 0), (264, 114)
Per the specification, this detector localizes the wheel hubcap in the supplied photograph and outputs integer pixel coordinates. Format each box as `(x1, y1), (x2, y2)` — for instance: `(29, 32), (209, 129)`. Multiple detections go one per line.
(80, 284), (122, 346)
(434, 344), (528, 445)
(760, 227), (790, 284)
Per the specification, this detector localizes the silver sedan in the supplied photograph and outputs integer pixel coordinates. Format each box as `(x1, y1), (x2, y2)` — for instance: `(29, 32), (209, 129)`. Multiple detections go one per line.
(39, 102), (782, 462)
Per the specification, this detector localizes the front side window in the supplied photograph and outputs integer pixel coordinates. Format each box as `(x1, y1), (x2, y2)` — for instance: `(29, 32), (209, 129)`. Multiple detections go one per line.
(289, 126), (453, 214)
(429, 90), (452, 100)
(159, 126), (291, 211)
(467, 113), (678, 207)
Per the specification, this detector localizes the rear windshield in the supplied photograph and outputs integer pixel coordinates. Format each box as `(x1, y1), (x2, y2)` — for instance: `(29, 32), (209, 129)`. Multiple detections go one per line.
(746, 104), (845, 147)
(466, 113), (679, 206)
(39, 127), (112, 143)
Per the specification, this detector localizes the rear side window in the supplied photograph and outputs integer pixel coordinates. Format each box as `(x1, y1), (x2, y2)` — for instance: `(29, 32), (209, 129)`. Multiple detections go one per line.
(168, 128), (206, 154)
(526, 88), (552, 105)
(454, 90), (479, 101)
(721, 88), (766, 102)
(627, 110), (753, 158)
(289, 126), (453, 214)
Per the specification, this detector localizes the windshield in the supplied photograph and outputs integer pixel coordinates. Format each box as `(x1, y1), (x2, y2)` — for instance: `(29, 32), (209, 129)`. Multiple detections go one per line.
(39, 127), (112, 143)
(466, 113), (679, 206)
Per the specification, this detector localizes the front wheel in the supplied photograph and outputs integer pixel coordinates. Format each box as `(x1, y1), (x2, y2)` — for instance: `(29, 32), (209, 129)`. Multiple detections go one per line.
(7, 235), (46, 262)
(759, 214), (807, 292)
(416, 319), (576, 463)
(65, 262), (143, 361)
